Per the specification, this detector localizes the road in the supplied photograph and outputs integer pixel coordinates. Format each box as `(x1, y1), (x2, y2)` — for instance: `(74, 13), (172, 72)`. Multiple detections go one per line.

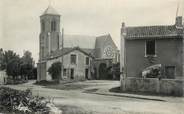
(2, 80), (184, 114)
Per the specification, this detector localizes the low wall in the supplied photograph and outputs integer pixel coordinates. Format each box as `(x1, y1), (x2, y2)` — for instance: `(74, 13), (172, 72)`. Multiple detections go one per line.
(160, 79), (183, 96)
(121, 77), (184, 96)
(0, 71), (7, 85)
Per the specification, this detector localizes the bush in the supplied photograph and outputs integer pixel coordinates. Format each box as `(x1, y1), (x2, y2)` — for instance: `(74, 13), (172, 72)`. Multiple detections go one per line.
(48, 62), (62, 83)
(0, 87), (50, 113)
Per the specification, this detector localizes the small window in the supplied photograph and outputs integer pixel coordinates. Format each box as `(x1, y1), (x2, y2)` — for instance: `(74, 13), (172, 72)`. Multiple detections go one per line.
(41, 47), (44, 57)
(146, 40), (156, 56)
(165, 66), (175, 79)
(51, 20), (56, 31)
(41, 21), (45, 32)
(86, 57), (89, 65)
(70, 54), (77, 64)
(63, 69), (67, 76)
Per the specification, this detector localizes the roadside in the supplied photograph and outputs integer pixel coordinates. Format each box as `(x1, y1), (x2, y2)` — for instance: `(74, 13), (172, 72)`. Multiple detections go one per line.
(2, 80), (184, 114)
(21, 80), (184, 102)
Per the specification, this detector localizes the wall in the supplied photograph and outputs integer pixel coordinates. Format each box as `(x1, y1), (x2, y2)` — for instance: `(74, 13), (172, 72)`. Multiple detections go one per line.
(0, 70), (7, 84)
(121, 77), (184, 96)
(37, 62), (47, 81)
(95, 35), (118, 60)
(46, 50), (92, 81)
(125, 38), (183, 79)
(160, 79), (184, 96)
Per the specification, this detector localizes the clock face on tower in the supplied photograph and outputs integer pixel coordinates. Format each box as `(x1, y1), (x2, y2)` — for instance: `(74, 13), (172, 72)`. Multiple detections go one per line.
(103, 45), (114, 58)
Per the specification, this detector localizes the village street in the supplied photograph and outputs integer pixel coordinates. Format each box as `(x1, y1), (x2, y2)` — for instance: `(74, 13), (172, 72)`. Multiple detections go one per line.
(2, 80), (184, 114)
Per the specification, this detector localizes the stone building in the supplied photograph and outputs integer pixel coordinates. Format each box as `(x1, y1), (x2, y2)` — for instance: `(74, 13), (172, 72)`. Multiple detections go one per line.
(120, 16), (184, 96)
(37, 6), (119, 81)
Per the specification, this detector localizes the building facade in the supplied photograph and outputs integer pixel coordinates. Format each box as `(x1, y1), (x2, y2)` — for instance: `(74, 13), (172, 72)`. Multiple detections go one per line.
(37, 6), (119, 81)
(120, 16), (184, 96)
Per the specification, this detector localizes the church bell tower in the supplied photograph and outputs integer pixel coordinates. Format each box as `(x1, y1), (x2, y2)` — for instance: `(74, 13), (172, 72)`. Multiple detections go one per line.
(39, 5), (61, 60)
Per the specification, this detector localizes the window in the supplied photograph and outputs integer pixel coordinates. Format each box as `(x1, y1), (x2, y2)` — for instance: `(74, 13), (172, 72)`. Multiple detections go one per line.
(86, 57), (89, 65)
(51, 20), (56, 31)
(57, 35), (60, 49)
(165, 66), (175, 79)
(63, 69), (67, 76)
(70, 54), (77, 64)
(41, 21), (45, 32)
(146, 40), (156, 56)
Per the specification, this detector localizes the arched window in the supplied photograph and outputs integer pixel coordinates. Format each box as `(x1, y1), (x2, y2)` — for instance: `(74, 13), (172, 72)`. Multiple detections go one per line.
(41, 21), (45, 32)
(51, 20), (56, 31)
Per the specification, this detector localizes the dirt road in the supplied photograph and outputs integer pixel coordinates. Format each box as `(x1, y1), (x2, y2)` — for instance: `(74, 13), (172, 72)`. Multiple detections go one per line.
(3, 80), (184, 114)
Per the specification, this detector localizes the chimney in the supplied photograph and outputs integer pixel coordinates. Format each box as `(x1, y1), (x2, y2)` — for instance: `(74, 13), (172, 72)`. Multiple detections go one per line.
(121, 22), (126, 36)
(175, 16), (183, 28)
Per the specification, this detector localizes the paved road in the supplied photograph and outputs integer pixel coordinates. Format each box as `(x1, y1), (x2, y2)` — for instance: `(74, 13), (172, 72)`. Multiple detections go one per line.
(2, 80), (184, 114)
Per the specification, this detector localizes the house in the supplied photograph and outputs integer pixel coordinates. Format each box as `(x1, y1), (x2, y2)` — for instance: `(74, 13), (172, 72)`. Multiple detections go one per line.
(37, 5), (119, 81)
(38, 47), (94, 81)
(120, 16), (184, 96)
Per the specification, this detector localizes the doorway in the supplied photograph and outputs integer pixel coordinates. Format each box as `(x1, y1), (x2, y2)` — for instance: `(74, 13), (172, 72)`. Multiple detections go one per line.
(99, 63), (107, 79)
(85, 68), (89, 79)
(165, 66), (175, 79)
(70, 68), (74, 79)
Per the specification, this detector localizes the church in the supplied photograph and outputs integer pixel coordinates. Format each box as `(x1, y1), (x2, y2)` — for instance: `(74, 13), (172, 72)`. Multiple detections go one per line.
(37, 6), (119, 81)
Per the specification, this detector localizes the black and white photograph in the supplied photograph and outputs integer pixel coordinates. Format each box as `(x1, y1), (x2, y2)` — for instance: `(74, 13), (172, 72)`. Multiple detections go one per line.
(0, 0), (184, 114)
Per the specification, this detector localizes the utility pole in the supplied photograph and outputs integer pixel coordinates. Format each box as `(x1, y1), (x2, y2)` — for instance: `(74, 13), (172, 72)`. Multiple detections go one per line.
(61, 28), (64, 80)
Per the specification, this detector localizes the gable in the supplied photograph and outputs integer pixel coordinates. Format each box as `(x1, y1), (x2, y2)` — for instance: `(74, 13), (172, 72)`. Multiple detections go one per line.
(48, 47), (94, 60)
(95, 34), (118, 58)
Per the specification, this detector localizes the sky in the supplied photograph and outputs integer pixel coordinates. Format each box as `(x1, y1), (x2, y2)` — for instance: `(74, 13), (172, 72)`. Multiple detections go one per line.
(0, 0), (183, 62)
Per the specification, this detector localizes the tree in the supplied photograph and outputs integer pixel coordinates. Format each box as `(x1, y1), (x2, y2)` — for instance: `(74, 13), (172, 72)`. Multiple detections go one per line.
(0, 48), (4, 70)
(21, 51), (34, 65)
(20, 51), (34, 79)
(1, 50), (19, 70)
(48, 62), (61, 83)
(32, 67), (37, 79)
(20, 64), (33, 80)
(6, 58), (21, 81)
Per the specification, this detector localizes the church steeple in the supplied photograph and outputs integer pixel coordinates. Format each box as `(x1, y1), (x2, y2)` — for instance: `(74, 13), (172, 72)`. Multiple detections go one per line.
(42, 5), (59, 16)
(39, 5), (61, 60)
(175, 0), (183, 28)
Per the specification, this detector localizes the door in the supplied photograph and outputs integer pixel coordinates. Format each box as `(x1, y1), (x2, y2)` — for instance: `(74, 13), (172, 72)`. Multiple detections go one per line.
(85, 68), (89, 79)
(99, 63), (107, 79)
(165, 66), (175, 79)
(70, 68), (74, 79)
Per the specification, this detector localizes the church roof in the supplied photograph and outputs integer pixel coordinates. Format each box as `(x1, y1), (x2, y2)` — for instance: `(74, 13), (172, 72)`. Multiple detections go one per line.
(95, 34), (117, 49)
(125, 25), (183, 39)
(63, 35), (96, 49)
(95, 34), (110, 48)
(42, 5), (59, 15)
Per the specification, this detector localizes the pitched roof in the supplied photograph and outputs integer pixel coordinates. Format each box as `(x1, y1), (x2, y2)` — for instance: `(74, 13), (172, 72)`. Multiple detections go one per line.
(126, 25), (183, 39)
(48, 47), (94, 60)
(63, 35), (96, 49)
(42, 5), (59, 15)
(95, 34), (108, 48)
(95, 34), (117, 49)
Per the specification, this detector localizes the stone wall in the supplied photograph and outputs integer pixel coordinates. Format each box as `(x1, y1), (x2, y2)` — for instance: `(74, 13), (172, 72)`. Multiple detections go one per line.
(121, 77), (184, 96)
(160, 79), (184, 96)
